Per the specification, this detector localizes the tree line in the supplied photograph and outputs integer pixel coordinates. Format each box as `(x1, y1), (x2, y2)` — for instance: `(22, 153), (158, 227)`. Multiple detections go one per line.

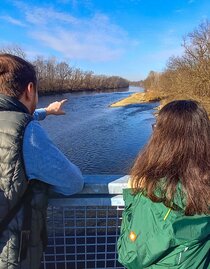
(129, 80), (144, 87)
(0, 46), (129, 95)
(142, 20), (210, 113)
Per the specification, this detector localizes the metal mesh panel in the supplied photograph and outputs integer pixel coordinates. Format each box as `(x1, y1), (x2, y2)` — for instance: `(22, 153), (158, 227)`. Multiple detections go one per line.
(41, 205), (124, 269)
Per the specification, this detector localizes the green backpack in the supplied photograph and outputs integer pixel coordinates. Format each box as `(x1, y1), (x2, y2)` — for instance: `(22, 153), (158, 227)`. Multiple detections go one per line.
(117, 188), (210, 269)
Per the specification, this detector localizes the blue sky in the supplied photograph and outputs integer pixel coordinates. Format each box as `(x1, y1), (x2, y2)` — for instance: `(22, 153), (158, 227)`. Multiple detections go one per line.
(0, 0), (210, 80)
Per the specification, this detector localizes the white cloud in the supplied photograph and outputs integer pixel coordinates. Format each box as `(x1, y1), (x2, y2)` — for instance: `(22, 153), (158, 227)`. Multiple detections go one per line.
(0, 15), (26, 27)
(29, 8), (78, 25)
(31, 26), (124, 61)
(13, 3), (131, 62)
(14, 2), (78, 26)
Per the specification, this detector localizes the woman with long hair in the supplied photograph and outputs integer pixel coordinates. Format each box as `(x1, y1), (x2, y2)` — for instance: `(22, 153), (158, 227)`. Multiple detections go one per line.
(118, 100), (210, 269)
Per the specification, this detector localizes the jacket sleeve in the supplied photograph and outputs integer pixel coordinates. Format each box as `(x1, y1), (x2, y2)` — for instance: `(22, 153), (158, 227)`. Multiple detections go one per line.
(23, 121), (84, 195)
(33, 108), (47, 121)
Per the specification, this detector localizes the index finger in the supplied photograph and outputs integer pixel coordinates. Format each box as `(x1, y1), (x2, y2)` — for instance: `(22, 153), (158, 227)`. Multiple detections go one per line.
(60, 99), (68, 104)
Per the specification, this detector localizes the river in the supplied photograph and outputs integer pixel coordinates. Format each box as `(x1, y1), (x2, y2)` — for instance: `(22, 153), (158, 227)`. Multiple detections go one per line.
(38, 86), (157, 175)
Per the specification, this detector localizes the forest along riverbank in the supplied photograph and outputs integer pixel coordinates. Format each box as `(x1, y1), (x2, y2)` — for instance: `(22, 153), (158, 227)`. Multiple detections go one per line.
(38, 87), (157, 175)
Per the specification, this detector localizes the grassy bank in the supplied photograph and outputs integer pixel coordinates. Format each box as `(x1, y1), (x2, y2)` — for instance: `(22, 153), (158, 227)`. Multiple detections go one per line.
(110, 91), (161, 107)
(110, 91), (161, 108)
(110, 90), (210, 118)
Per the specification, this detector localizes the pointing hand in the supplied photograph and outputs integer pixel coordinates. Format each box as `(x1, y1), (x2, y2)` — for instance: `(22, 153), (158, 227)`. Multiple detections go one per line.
(45, 99), (68, 116)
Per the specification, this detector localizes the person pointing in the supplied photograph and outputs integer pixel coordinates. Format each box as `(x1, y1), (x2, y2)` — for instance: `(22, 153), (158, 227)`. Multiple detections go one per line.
(0, 54), (84, 269)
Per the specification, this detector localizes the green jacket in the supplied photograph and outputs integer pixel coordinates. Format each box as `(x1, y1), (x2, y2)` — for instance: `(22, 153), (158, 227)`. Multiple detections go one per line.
(117, 188), (210, 269)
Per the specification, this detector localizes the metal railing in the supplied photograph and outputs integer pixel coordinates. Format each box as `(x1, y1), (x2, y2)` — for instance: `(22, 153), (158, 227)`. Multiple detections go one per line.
(41, 175), (129, 269)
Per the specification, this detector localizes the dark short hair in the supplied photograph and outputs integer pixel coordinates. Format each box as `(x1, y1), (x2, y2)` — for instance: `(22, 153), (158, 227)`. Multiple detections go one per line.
(0, 54), (37, 98)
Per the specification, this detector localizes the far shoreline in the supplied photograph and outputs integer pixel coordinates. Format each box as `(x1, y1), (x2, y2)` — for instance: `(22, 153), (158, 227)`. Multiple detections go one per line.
(38, 86), (130, 96)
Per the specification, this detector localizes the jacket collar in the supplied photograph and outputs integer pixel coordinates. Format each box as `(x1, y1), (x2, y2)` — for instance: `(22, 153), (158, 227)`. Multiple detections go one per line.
(0, 93), (30, 114)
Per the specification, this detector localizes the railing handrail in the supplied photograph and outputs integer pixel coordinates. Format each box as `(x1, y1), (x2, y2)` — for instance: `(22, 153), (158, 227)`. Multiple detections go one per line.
(48, 175), (129, 206)
(50, 174), (129, 196)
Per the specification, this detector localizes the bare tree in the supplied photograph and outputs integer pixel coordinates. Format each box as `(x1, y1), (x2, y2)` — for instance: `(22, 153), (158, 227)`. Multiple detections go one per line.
(0, 44), (26, 59)
(142, 20), (210, 107)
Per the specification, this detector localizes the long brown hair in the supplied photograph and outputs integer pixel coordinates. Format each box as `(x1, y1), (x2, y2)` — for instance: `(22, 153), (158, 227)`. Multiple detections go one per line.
(0, 54), (37, 98)
(131, 100), (210, 215)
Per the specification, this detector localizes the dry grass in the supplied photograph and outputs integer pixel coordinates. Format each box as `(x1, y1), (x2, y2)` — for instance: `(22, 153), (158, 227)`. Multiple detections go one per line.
(110, 90), (210, 118)
(110, 91), (161, 107)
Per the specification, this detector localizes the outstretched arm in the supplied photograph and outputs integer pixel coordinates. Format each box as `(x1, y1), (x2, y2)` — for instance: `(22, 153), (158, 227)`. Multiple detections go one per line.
(23, 121), (84, 195)
(33, 99), (68, 121)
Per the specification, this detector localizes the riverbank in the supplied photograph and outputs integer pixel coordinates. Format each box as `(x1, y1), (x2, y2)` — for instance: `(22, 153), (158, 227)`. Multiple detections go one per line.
(110, 91), (161, 108)
(110, 90), (210, 117)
